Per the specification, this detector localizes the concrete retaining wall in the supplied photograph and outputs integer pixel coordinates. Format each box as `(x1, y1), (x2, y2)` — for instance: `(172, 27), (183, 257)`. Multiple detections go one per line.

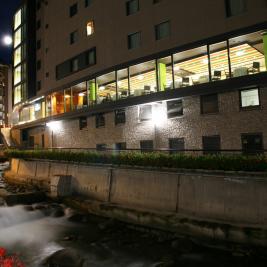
(4, 158), (267, 246)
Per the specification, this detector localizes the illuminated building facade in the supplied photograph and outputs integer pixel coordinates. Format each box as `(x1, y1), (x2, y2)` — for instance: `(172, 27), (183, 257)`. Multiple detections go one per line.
(10, 0), (267, 153)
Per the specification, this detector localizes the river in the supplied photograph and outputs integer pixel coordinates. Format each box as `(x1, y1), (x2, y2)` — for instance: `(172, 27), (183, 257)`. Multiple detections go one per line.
(0, 162), (267, 267)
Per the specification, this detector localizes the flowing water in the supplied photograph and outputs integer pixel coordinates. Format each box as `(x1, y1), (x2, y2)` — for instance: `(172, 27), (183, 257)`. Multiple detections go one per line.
(1, 162), (267, 267)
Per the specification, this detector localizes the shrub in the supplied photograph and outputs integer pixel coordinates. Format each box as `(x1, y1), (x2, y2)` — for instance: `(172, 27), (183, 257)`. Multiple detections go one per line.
(4, 149), (267, 172)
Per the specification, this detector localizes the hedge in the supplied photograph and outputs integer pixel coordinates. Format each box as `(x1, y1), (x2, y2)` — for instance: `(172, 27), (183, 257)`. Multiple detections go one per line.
(4, 149), (267, 172)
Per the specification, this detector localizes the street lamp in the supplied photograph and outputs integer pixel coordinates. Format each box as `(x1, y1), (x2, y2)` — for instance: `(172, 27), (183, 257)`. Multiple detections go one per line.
(2, 35), (12, 46)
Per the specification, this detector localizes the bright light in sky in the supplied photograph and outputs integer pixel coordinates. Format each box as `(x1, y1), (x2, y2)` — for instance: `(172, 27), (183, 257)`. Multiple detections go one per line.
(2, 35), (12, 46)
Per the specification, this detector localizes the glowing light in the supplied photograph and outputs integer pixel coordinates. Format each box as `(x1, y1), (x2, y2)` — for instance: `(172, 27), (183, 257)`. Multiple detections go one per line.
(99, 86), (105, 90)
(78, 92), (85, 97)
(174, 65), (180, 71)
(64, 94), (71, 98)
(137, 75), (144, 80)
(236, 50), (245, 56)
(46, 121), (62, 133)
(202, 58), (209, 64)
(2, 35), (12, 46)
(152, 103), (166, 127)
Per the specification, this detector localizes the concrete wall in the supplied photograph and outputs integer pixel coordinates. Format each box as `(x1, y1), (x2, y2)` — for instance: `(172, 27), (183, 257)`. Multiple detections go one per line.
(5, 158), (267, 227)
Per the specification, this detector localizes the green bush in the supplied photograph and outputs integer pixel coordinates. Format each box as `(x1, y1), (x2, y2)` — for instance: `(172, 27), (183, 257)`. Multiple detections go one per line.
(4, 149), (267, 172)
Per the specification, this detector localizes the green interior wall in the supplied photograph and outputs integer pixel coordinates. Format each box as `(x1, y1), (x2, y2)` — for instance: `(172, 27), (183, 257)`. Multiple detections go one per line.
(89, 81), (97, 102)
(263, 33), (267, 68)
(158, 63), (167, 91)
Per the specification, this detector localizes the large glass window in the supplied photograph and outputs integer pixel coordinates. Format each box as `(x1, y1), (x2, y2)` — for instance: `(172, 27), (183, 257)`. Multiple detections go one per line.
(157, 56), (173, 91)
(51, 91), (64, 115)
(14, 28), (22, 48)
(33, 99), (45, 120)
(14, 9), (22, 30)
(130, 60), (157, 96)
(209, 41), (230, 81)
(14, 46), (22, 67)
(173, 46), (209, 88)
(96, 72), (116, 104)
(14, 85), (22, 104)
(117, 68), (129, 99)
(72, 82), (88, 110)
(229, 31), (266, 77)
(14, 65), (22, 85)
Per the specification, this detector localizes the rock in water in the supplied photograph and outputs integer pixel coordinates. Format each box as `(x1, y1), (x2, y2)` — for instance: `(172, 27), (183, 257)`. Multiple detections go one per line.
(43, 248), (84, 267)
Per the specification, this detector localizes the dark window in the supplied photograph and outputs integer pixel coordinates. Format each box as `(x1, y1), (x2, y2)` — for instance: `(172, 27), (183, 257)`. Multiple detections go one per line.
(167, 99), (183, 118)
(79, 117), (87, 130)
(70, 30), (78, 44)
(241, 133), (263, 154)
(240, 88), (260, 109)
(96, 113), (105, 128)
(37, 60), (41, 70)
(115, 109), (126, 125)
(96, 144), (107, 151)
(140, 140), (154, 152)
(202, 135), (221, 154)
(139, 105), (152, 121)
(37, 40), (41, 50)
(45, 24), (49, 29)
(56, 47), (96, 79)
(128, 32), (141, 49)
(37, 81), (41, 91)
(153, 0), (162, 3)
(115, 142), (127, 151)
(46, 72), (49, 77)
(36, 20), (41, 30)
(169, 138), (185, 154)
(201, 94), (219, 114)
(85, 0), (92, 7)
(155, 21), (170, 40)
(225, 0), (246, 17)
(126, 0), (139, 15)
(22, 129), (28, 141)
(70, 3), (78, 17)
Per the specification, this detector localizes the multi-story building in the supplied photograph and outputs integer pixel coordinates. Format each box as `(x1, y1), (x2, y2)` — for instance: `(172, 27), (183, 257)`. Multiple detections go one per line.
(10, 0), (267, 152)
(0, 63), (12, 127)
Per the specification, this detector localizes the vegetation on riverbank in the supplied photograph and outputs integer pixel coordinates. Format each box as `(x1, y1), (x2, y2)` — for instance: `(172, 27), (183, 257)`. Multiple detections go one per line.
(4, 149), (267, 172)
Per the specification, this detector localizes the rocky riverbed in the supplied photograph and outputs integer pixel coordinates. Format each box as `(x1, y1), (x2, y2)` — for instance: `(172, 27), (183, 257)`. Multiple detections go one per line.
(1, 162), (267, 267)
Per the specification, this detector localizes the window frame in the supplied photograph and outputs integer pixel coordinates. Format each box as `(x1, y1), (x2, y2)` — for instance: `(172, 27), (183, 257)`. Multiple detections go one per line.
(239, 87), (261, 110)
(126, 0), (139, 16)
(79, 117), (87, 130)
(128, 31), (141, 50)
(200, 93), (219, 115)
(202, 135), (221, 155)
(155, 21), (170, 41)
(115, 109), (126, 125)
(95, 113), (105, 128)
(167, 99), (183, 119)
(69, 3), (78, 17)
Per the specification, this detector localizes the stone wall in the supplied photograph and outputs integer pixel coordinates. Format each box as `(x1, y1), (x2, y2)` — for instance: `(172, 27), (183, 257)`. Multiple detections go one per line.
(16, 88), (267, 151)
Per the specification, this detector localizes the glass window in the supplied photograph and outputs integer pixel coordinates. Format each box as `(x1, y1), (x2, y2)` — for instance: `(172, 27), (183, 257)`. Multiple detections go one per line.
(87, 21), (94, 36)
(117, 68), (129, 99)
(240, 88), (260, 108)
(14, 65), (21, 85)
(209, 41), (230, 81)
(173, 46), (209, 88)
(169, 138), (185, 154)
(70, 30), (78, 44)
(96, 72), (116, 104)
(126, 0), (139, 15)
(51, 91), (64, 115)
(157, 56), (173, 91)
(14, 85), (22, 104)
(128, 32), (141, 50)
(96, 144), (107, 151)
(155, 21), (170, 40)
(14, 9), (22, 30)
(79, 117), (87, 130)
(115, 109), (126, 125)
(96, 113), (105, 128)
(71, 58), (79, 72)
(34, 99), (45, 120)
(139, 104), (152, 121)
(203, 135), (221, 154)
(70, 3), (78, 17)
(230, 31), (266, 77)
(241, 133), (263, 154)
(225, 0), (246, 17)
(46, 95), (52, 116)
(85, 0), (92, 7)
(167, 99), (183, 118)
(201, 94), (219, 114)
(14, 46), (22, 67)
(72, 82), (88, 110)
(140, 140), (153, 152)
(87, 49), (96, 65)
(129, 60), (157, 96)
(14, 28), (22, 48)
(115, 142), (126, 151)
(64, 88), (72, 112)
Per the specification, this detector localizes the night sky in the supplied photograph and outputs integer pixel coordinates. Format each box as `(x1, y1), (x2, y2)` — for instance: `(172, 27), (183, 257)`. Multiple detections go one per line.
(0, 0), (21, 64)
